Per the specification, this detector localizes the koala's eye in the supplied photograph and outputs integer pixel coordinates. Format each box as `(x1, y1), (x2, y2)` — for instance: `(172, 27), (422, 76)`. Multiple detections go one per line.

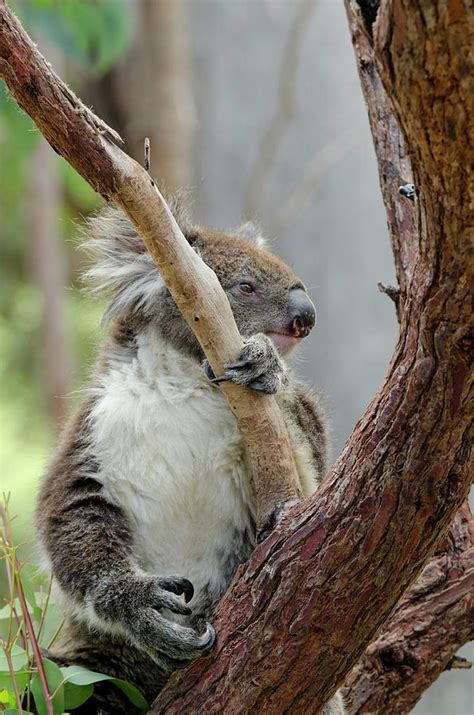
(238, 282), (255, 295)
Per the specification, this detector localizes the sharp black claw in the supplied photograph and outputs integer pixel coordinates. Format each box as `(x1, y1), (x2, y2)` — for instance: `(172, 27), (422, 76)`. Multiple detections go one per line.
(204, 362), (216, 381)
(224, 359), (251, 370)
(210, 374), (233, 384)
(202, 624), (216, 650)
(399, 183), (415, 201)
(247, 380), (270, 393)
(162, 578), (194, 603)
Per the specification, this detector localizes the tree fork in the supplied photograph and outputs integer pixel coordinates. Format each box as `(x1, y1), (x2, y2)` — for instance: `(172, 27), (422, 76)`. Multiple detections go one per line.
(0, 1), (472, 713)
(340, 4), (474, 710)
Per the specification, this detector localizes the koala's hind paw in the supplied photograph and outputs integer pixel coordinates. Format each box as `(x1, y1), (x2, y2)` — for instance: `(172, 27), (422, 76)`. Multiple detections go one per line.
(157, 575), (194, 603)
(204, 334), (286, 394)
(92, 573), (215, 663)
(138, 613), (216, 663)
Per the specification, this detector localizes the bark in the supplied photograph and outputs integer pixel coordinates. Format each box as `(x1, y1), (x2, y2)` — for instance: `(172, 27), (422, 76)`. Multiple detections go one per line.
(0, 1), (301, 534)
(340, 4), (474, 710)
(0, 1), (472, 713)
(344, 502), (474, 714)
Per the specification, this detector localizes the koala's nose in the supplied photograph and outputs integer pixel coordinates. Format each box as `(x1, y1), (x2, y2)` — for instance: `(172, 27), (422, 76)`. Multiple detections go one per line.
(287, 288), (316, 337)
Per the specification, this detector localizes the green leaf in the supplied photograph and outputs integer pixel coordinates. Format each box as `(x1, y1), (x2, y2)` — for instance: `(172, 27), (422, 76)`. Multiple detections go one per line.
(60, 665), (148, 709)
(0, 689), (12, 704)
(31, 658), (64, 715)
(60, 665), (111, 687)
(0, 644), (28, 671)
(112, 678), (148, 709)
(0, 670), (30, 693)
(63, 681), (94, 710)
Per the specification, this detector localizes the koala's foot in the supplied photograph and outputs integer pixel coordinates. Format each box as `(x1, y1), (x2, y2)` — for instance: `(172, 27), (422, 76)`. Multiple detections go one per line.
(92, 573), (215, 663)
(204, 333), (286, 394)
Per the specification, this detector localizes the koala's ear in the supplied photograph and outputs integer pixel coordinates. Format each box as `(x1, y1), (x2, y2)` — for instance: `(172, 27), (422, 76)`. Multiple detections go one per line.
(234, 222), (268, 250)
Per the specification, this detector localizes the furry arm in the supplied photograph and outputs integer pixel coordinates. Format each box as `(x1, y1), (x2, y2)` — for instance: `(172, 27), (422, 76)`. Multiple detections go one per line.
(36, 400), (215, 662)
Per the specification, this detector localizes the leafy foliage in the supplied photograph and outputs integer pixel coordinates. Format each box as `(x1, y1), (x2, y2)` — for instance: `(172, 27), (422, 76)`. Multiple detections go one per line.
(0, 498), (148, 714)
(12, 0), (132, 76)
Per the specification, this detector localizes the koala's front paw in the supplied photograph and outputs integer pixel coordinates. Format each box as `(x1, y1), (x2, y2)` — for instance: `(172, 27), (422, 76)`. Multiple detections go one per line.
(205, 334), (286, 394)
(93, 574), (215, 663)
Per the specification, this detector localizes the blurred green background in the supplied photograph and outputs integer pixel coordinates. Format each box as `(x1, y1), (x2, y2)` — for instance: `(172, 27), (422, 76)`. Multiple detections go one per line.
(1, 0), (133, 544)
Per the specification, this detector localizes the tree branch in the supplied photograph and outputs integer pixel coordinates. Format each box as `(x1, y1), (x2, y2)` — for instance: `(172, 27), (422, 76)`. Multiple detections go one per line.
(0, 0), (302, 533)
(340, 4), (474, 708)
(344, 502), (474, 713)
(152, 2), (473, 710)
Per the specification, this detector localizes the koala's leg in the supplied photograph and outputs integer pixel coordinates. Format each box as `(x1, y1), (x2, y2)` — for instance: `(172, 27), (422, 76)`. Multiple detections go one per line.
(38, 464), (214, 694)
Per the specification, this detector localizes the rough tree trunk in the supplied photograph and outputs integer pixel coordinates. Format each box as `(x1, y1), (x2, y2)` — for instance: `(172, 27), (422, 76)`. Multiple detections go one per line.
(151, 1), (473, 710)
(341, 5), (474, 710)
(343, 503), (473, 714)
(0, 1), (472, 712)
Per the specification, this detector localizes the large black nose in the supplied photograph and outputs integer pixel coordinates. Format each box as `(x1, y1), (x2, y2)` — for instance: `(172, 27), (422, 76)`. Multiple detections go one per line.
(287, 288), (316, 337)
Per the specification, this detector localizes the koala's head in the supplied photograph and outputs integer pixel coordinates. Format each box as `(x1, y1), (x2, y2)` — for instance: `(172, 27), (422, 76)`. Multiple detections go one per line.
(83, 203), (315, 361)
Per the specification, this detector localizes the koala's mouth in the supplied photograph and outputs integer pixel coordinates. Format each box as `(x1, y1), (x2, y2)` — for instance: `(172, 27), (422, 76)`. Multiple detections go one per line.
(266, 332), (302, 355)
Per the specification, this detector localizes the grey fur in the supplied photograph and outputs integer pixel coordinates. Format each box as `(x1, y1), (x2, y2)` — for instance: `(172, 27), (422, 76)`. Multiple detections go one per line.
(37, 204), (343, 714)
(208, 333), (287, 393)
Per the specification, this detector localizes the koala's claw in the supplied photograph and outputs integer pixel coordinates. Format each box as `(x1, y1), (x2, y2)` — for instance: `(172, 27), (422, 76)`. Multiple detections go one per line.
(204, 334), (286, 395)
(152, 592), (192, 617)
(141, 614), (216, 661)
(158, 576), (194, 603)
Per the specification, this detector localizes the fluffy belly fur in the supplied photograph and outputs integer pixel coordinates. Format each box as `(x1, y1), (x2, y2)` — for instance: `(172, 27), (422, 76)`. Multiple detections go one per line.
(89, 334), (256, 617)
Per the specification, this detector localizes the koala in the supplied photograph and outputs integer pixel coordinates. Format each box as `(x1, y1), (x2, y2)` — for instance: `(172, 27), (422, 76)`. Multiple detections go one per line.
(36, 200), (344, 714)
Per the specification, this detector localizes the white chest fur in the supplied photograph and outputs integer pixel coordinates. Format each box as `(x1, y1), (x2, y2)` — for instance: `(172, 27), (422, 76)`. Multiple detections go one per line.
(89, 329), (256, 612)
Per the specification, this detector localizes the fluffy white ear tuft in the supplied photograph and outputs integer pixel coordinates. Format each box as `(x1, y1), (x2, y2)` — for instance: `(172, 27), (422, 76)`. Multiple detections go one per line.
(81, 205), (165, 323)
(234, 221), (268, 250)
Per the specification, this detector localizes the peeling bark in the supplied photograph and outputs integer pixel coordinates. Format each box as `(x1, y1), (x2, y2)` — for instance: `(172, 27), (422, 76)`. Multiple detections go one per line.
(344, 503), (474, 713)
(152, 2), (473, 710)
(340, 4), (474, 710)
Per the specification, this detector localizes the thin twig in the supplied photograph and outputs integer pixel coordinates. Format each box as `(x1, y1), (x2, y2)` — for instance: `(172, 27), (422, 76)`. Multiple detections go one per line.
(0, 503), (53, 715)
(0, 637), (24, 713)
(35, 578), (53, 643)
(46, 617), (65, 651)
(144, 136), (151, 173)
(377, 281), (401, 322)
(445, 655), (472, 671)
